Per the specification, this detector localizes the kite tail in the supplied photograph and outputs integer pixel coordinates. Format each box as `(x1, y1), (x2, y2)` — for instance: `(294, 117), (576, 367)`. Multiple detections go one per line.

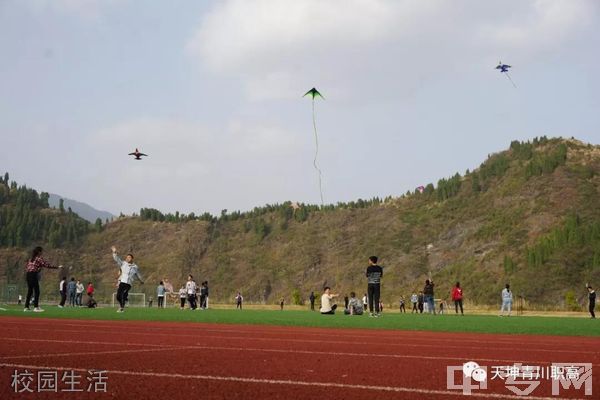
(505, 73), (517, 88)
(312, 99), (324, 206)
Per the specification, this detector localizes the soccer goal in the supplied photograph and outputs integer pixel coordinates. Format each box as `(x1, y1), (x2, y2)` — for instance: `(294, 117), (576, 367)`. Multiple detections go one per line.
(111, 292), (146, 308)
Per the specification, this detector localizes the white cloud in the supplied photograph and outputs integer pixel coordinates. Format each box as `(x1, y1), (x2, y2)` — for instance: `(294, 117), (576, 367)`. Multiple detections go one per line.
(186, 0), (595, 102)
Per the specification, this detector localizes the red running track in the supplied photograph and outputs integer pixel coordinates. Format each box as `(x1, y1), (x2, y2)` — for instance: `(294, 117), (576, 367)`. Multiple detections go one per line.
(0, 317), (598, 399)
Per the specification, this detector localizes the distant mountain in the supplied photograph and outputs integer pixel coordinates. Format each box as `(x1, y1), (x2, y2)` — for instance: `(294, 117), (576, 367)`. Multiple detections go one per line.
(48, 194), (115, 223)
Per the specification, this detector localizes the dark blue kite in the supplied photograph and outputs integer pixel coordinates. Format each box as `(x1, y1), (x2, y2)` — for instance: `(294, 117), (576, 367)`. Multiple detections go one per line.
(496, 61), (516, 88)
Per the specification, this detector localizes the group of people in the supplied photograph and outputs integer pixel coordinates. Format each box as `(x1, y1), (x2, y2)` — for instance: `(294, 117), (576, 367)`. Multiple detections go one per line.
(317, 256), (384, 317)
(177, 276), (209, 310)
(401, 280), (464, 315)
(58, 277), (94, 308)
(19, 247), (598, 319)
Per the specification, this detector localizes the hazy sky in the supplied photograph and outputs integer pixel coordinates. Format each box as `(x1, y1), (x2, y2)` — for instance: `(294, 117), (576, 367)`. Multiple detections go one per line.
(1, 0), (599, 215)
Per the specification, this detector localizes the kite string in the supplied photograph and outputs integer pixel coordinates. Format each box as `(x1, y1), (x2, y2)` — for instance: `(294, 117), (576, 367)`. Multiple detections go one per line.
(505, 72), (517, 88)
(312, 99), (324, 206)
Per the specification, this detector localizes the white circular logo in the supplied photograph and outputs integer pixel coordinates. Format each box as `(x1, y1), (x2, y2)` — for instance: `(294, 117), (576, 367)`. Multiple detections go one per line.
(472, 367), (488, 382)
(463, 361), (480, 377)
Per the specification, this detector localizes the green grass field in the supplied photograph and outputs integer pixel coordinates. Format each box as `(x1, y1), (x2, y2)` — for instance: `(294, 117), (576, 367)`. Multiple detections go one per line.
(2, 305), (599, 337)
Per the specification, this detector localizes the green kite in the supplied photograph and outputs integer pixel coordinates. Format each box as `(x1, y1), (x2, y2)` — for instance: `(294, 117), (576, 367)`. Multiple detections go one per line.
(303, 87), (324, 206)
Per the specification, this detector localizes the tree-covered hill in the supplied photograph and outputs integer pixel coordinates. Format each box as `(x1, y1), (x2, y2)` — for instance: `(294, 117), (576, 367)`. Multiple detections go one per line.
(1, 137), (599, 308)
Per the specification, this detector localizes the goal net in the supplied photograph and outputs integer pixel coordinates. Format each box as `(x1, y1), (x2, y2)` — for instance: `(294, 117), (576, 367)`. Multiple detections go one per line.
(111, 292), (146, 308)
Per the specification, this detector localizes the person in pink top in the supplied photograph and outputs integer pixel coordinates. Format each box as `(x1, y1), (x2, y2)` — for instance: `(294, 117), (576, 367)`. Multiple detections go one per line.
(24, 246), (63, 312)
(451, 281), (464, 315)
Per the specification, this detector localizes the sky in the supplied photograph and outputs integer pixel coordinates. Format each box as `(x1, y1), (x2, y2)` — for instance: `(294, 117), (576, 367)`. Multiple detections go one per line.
(1, 0), (599, 216)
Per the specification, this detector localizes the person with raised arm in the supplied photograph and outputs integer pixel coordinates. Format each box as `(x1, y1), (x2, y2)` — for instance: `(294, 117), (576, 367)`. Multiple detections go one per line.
(111, 246), (144, 313)
(24, 246), (63, 312)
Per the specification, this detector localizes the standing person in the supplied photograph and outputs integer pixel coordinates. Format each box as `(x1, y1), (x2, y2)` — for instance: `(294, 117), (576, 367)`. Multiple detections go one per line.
(67, 278), (77, 307)
(111, 246), (144, 313)
(423, 278), (435, 315)
(236, 292), (243, 309)
(200, 281), (208, 310)
(309, 291), (316, 311)
(362, 293), (368, 313)
(24, 246), (62, 312)
(366, 256), (383, 317)
(186, 275), (197, 310)
(320, 287), (339, 315)
(417, 291), (424, 314)
(399, 296), (406, 313)
(439, 300), (445, 314)
(86, 282), (94, 297)
(410, 292), (418, 313)
(58, 277), (67, 308)
(157, 281), (166, 308)
(587, 285), (596, 319)
(452, 282), (464, 315)
(280, 297), (285, 311)
(344, 295), (349, 310)
(18, 294), (22, 305)
(203, 281), (209, 309)
(75, 280), (84, 306)
(178, 285), (187, 310)
(499, 284), (513, 316)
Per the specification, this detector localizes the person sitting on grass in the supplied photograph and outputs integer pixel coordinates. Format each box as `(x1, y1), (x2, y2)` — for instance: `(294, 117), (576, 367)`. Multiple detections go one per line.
(320, 287), (339, 315)
(344, 292), (364, 315)
(87, 295), (97, 308)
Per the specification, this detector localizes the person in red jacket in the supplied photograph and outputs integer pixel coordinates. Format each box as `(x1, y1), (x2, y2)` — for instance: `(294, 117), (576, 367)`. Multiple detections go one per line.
(452, 282), (464, 315)
(86, 282), (94, 297)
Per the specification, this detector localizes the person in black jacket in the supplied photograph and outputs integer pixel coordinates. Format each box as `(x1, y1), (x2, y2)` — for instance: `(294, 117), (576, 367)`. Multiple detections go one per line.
(588, 285), (596, 319)
(309, 291), (316, 311)
(366, 256), (383, 317)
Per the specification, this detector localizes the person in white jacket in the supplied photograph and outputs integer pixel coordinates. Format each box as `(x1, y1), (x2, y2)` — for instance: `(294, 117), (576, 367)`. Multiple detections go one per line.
(111, 246), (144, 313)
(499, 284), (513, 317)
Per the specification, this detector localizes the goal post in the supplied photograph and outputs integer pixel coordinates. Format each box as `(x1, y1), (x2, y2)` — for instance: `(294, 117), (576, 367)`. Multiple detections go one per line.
(111, 292), (146, 308)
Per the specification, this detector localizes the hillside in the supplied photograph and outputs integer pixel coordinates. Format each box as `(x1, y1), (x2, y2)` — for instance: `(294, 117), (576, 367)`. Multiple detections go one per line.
(1, 137), (599, 308)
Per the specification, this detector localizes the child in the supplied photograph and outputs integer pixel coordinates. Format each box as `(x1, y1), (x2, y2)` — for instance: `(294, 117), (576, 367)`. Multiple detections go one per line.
(179, 285), (186, 310)
(399, 296), (406, 313)
(280, 297), (285, 311)
(410, 292), (418, 313)
(439, 300), (445, 315)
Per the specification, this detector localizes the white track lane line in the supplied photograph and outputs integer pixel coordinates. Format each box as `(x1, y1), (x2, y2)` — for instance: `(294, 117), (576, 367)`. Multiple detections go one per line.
(0, 362), (588, 400)
(5, 326), (592, 356)
(2, 337), (597, 368)
(0, 345), (196, 360)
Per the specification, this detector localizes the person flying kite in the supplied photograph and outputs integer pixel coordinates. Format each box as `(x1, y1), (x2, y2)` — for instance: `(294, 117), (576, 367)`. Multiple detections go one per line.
(128, 148), (148, 160)
(303, 87), (325, 206)
(496, 62), (516, 88)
